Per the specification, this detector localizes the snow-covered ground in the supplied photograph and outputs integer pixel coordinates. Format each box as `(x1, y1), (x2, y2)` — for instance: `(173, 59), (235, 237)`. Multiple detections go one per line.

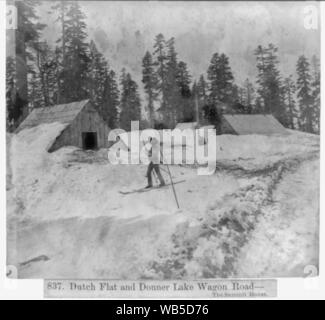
(7, 123), (320, 279)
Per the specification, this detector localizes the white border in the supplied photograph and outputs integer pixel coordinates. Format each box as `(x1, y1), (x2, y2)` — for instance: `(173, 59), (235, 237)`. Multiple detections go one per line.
(0, 1), (324, 300)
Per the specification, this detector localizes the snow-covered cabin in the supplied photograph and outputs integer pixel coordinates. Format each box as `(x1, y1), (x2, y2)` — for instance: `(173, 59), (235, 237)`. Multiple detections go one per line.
(219, 114), (288, 135)
(17, 100), (110, 152)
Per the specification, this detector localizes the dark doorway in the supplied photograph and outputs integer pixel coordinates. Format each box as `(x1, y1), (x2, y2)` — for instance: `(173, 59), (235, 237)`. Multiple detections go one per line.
(82, 132), (98, 150)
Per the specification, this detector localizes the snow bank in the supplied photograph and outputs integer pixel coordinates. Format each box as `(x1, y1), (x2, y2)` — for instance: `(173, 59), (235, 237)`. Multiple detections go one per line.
(214, 131), (319, 170)
(216, 131), (318, 159)
(10, 123), (68, 187)
(8, 123), (70, 219)
(235, 159), (319, 277)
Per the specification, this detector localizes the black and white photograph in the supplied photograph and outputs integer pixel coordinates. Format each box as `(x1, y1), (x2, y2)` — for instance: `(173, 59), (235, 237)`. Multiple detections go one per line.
(3, 0), (324, 299)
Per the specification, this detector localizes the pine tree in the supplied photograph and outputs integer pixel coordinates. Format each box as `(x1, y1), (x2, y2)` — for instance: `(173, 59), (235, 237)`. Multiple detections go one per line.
(176, 61), (192, 122)
(192, 81), (199, 122)
(243, 78), (255, 111)
(102, 70), (119, 128)
(255, 45), (268, 112)
(13, 0), (45, 125)
(51, 1), (70, 60)
(194, 74), (208, 122)
(296, 55), (314, 133)
(254, 97), (263, 114)
(28, 71), (44, 109)
(231, 84), (240, 104)
(119, 71), (141, 131)
(207, 53), (234, 105)
(266, 44), (284, 122)
(63, 1), (90, 102)
(165, 37), (179, 127)
(50, 1), (70, 103)
(236, 85), (245, 106)
(142, 51), (157, 127)
(88, 40), (108, 112)
(230, 84), (249, 114)
(197, 75), (207, 106)
(153, 34), (168, 125)
(283, 76), (297, 129)
(311, 55), (320, 134)
(255, 44), (284, 122)
(34, 41), (58, 107)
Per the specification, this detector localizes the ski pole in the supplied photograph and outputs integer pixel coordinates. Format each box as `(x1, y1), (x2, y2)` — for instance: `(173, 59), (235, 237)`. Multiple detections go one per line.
(160, 150), (180, 209)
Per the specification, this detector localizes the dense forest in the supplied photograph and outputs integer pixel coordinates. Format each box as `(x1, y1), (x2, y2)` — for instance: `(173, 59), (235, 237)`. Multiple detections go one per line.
(6, 1), (320, 134)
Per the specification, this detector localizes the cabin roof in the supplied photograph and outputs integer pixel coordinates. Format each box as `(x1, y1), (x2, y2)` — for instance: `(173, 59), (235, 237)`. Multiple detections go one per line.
(18, 100), (90, 131)
(222, 114), (288, 135)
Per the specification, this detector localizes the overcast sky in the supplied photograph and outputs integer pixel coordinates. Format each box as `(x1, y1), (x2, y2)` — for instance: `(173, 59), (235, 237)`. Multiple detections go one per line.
(36, 1), (320, 90)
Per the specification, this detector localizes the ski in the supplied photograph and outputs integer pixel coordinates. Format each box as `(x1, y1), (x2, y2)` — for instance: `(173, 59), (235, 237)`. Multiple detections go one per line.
(119, 180), (186, 195)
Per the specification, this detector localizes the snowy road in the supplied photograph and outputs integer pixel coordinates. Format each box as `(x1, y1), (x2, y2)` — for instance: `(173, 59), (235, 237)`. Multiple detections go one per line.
(237, 157), (319, 277)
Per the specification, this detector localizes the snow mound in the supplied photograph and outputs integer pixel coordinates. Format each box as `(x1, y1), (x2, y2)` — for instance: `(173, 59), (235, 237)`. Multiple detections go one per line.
(216, 132), (318, 159)
(215, 131), (319, 170)
(10, 123), (68, 185)
(8, 123), (70, 219)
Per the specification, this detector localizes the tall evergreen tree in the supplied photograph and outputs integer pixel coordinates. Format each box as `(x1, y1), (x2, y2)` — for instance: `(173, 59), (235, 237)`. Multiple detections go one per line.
(296, 55), (314, 133)
(102, 70), (120, 128)
(63, 1), (90, 102)
(34, 41), (58, 107)
(195, 74), (208, 122)
(236, 85), (245, 106)
(311, 55), (320, 133)
(50, 1), (70, 103)
(192, 81), (198, 122)
(51, 1), (70, 59)
(165, 37), (179, 127)
(176, 61), (193, 122)
(28, 71), (44, 110)
(12, 0), (45, 126)
(283, 76), (297, 129)
(255, 44), (284, 122)
(119, 71), (141, 131)
(142, 51), (157, 127)
(207, 53), (234, 105)
(230, 84), (251, 114)
(153, 34), (168, 125)
(255, 45), (268, 112)
(231, 84), (240, 104)
(254, 97), (263, 114)
(88, 40), (108, 112)
(243, 78), (255, 111)
(197, 75), (207, 105)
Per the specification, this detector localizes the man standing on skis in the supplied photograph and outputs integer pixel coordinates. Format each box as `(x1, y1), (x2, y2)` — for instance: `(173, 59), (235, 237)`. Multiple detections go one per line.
(144, 136), (165, 189)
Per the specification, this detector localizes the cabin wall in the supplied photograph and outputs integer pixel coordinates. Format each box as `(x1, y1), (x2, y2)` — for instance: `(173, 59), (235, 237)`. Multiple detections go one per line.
(48, 103), (110, 152)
